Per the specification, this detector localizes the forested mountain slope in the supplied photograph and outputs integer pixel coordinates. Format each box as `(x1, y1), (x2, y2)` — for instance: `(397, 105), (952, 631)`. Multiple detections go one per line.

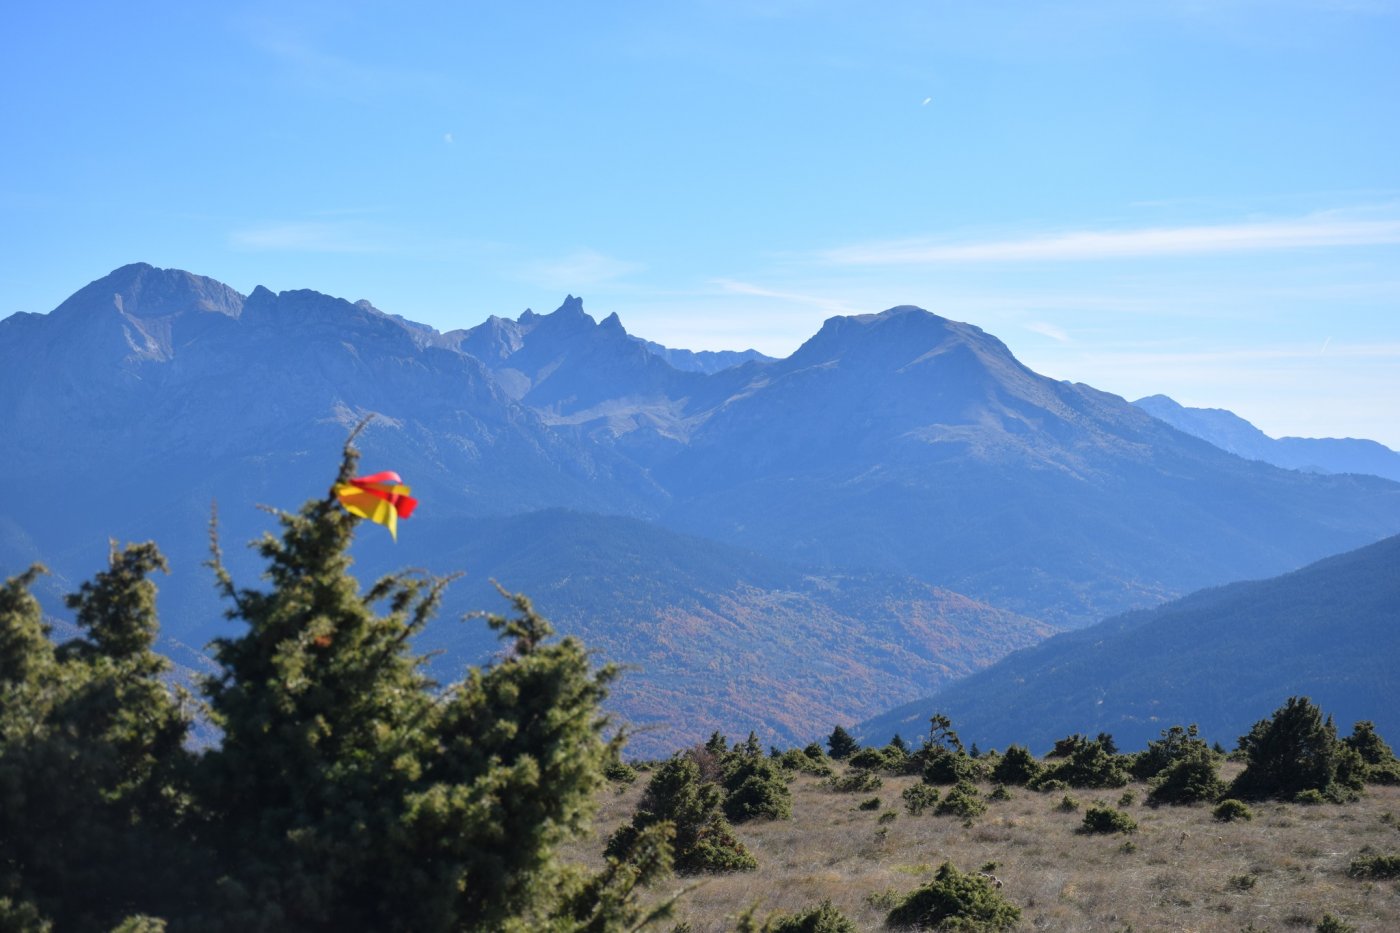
(858, 532), (1400, 752)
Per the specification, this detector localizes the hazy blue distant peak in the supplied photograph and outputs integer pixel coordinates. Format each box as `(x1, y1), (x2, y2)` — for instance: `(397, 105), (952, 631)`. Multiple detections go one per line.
(631, 335), (774, 374)
(554, 294), (588, 318)
(805, 304), (979, 344)
(1134, 394), (1400, 482)
(789, 303), (1014, 373)
(42, 264), (447, 351)
(1133, 394), (1273, 457)
(53, 262), (245, 322)
(508, 295), (601, 338)
(351, 299), (443, 347)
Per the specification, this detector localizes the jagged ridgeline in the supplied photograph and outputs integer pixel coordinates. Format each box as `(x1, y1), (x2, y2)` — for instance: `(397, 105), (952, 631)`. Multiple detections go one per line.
(3, 263), (1400, 757)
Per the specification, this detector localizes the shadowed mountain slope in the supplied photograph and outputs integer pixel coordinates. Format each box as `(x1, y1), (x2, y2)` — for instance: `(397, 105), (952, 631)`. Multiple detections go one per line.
(857, 533), (1400, 753)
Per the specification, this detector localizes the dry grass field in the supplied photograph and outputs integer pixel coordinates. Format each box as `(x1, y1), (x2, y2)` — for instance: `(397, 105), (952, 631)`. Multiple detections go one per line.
(568, 762), (1400, 932)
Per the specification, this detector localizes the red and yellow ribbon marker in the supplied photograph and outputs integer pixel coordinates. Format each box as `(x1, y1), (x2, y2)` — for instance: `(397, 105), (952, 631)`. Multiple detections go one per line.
(333, 471), (418, 540)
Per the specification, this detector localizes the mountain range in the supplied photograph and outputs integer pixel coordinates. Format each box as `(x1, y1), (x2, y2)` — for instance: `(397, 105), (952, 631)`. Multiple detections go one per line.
(4, 262), (1400, 750)
(1134, 394), (1400, 482)
(857, 531), (1400, 753)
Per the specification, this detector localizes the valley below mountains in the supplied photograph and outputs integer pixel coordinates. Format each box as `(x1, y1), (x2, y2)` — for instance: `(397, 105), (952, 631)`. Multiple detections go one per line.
(4, 263), (1400, 753)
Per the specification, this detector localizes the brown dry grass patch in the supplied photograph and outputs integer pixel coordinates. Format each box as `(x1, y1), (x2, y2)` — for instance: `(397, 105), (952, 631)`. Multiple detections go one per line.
(567, 762), (1400, 931)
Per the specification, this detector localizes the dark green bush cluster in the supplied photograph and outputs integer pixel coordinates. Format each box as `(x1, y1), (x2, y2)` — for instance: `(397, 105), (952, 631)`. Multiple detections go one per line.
(1034, 734), (1130, 789)
(1126, 724), (1229, 806)
(914, 714), (985, 785)
(991, 745), (1043, 786)
(921, 751), (983, 786)
(1149, 747), (1227, 805)
(827, 725), (860, 760)
(610, 730), (792, 879)
(612, 727), (798, 875)
(608, 756), (757, 874)
(722, 739), (793, 823)
(774, 745), (834, 777)
(1228, 873), (1258, 891)
(886, 861), (1021, 931)
(1130, 724), (1207, 779)
(1346, 854), (1400, 879)
(1080, 805), (1138, 835)
(743, 898), (858, 933)
(1230, 697), (1365, 803)
(825, 769), (883, 793)
(902, 783), (941, 815)
(1343, 721), (1400, 785)
(1213, 799), (1254, 822)
(935, 781), (987, 821)
(849, 743), (911, 774)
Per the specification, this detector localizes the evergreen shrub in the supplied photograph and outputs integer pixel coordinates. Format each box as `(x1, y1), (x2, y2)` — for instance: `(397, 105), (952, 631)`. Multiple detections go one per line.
(902, 784), (941, 815)
(935, 782), (987, 820)
(885, 862), (1020, 931)
(1213, 799), (1254, 823)
(825, 770), (883, 793)
(991, 745), (1042, 786)
(1346, 854), (1400, 879)
(1080, 806), (1138, 835)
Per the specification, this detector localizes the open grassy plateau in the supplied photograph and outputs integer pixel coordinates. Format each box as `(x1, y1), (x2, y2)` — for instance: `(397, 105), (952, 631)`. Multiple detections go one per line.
(570, 762), (1400, 932)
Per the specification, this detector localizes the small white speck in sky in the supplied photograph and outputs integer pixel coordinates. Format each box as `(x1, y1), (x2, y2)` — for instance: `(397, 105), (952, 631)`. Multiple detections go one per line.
(443, 132), (454, 144)
(1321, 336), (1332, 354)
(921, 97), (932, 106)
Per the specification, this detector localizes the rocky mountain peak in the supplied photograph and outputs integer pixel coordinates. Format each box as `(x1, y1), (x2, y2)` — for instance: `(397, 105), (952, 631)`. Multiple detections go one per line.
(787, 304), (1012, 375)
(52, 263), (245, 322)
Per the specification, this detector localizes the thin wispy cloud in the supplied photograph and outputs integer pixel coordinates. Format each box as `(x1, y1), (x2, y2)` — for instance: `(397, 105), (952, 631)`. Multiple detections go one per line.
(1054, 341), (1400, 368)
(246, 26), (446, 102)
(229, 221), (393, 254)
(712, 279), (864, 316)
(822, 215), (1400, 265)
(519, 249), (644, 289)
(1025, 321), (1071, 343)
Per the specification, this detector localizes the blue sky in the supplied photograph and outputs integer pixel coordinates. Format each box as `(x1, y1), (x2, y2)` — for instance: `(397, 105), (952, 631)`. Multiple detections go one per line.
(4, 1), (1399, 444)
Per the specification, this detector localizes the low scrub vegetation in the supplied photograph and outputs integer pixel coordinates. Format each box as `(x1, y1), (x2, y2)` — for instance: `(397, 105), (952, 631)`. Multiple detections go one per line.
(578, 707), (1400, 931)
(1213, 798), (1254, 822)
(884, 862), (1020, 930)
(1079, 805), (1137, 835)
(1347, 854), (1400, 879)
